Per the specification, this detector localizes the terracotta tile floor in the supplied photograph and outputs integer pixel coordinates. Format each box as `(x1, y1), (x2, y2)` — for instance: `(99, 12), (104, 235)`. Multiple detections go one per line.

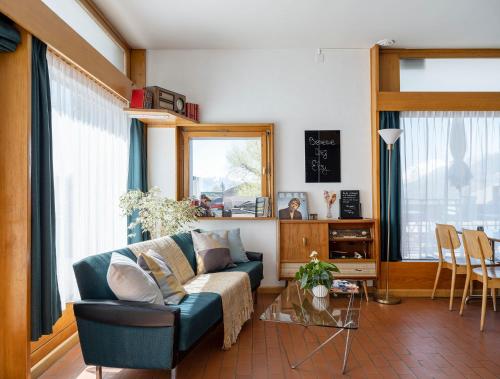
(40, 294), (500, 378)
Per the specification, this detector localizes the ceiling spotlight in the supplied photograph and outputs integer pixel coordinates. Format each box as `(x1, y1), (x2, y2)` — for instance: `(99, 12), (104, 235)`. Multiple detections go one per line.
(376, 39), (396, 47)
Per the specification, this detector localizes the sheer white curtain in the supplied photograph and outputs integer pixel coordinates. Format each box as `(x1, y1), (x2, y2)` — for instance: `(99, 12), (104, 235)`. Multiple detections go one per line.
(48, 52), (129, 306)
(400, 111), (500, 260)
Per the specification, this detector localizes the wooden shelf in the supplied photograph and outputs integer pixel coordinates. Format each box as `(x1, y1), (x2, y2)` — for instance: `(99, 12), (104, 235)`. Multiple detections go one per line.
(330, 238), (373, 242)
(279, 218), (374, 224)
(124, 108), (199, 126)
(198, 217), (276, 221)
(328, 258), (376, 263)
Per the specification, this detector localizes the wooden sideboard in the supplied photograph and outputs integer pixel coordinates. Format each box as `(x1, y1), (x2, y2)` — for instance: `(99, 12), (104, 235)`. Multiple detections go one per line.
(278, 219), (379, 281)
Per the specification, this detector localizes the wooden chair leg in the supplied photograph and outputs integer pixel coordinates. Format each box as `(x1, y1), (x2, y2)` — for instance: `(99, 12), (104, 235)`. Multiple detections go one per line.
(469, 279), (473, 296)
(431, 262), (442, 299)
(449, 267), (456, 311)
(96, 366), (102, 379)
(492, 288), (497, 312)
(480, 282), (488, 331)
(362, 281), (369, 302)
(460, 273), (470, 316)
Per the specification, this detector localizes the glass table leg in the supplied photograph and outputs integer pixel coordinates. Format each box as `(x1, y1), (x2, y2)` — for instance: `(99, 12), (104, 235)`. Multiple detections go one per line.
(275, 323), (293, 368)
(290, 326), (347, 369)
(342, 327), (355, 374)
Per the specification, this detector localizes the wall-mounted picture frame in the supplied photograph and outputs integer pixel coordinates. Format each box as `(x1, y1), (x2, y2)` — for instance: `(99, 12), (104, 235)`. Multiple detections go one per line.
(277, 192), (309, 220)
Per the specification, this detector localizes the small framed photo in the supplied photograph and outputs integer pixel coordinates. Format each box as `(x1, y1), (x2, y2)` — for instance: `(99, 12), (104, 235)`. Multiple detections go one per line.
(277, 192), (309, 220)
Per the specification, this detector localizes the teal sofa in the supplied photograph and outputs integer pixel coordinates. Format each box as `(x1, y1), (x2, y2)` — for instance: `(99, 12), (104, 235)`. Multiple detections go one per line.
(72, 232), (263, 377)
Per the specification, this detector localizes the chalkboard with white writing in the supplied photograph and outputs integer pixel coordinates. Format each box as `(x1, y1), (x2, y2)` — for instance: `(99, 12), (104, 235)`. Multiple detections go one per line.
(340, 190), (362, 219)
(305, 130), (341, 183)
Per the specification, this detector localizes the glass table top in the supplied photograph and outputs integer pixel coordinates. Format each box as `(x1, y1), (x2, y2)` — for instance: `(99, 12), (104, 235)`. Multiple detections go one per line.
(260, 281), (361, 329)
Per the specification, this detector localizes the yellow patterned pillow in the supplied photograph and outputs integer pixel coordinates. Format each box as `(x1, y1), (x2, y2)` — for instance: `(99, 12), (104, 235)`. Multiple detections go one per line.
(128, 236), (195, 284)
(138, 250), (187, 305)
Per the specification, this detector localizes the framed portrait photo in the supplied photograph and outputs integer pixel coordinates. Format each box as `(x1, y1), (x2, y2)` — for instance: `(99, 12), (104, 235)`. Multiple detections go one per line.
(277, 192), (309, 220)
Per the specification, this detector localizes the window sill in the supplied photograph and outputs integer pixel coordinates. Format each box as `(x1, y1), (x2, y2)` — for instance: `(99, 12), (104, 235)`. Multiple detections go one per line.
(197, 217), (276, 221)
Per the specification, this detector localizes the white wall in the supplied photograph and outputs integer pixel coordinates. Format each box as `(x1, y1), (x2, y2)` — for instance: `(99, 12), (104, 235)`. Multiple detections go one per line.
(147, 49), (371, 286)
(147, 127), (177, 199)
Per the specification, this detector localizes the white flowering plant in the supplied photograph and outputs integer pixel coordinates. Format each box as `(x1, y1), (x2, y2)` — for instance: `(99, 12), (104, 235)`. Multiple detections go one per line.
(295, 251), (339, 290)
(119, 187), (202, 239)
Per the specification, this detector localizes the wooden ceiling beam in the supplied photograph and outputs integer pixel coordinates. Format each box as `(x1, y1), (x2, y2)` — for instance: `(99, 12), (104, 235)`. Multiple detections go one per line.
(0, 0), (133, 100)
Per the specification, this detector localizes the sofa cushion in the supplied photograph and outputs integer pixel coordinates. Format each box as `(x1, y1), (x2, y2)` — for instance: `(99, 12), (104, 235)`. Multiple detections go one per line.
(128, 236), (195, 284)
(73, 248), (137, 300)
(221, 261), (263, 291)
(192, 231), (235, 274)
(201, 228), (249, 263)
(171, 231), (197, 273)
(137, 250), (187, 305)
(107, 253), (164, 305)
(170, 292), (222, 351)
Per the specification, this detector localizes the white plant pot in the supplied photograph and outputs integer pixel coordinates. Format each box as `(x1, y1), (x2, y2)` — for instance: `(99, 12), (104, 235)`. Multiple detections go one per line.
(312, 295), (330, 311)
(312, 285), (329, 298)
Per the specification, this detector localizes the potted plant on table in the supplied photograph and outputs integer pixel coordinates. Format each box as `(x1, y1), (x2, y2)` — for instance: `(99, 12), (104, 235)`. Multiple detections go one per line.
(295, 251), (339, 297)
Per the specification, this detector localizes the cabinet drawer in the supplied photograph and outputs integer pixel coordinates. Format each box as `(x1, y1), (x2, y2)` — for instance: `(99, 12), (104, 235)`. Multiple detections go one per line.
(280, 261), (376, 279)
(334, 262), (376, 278)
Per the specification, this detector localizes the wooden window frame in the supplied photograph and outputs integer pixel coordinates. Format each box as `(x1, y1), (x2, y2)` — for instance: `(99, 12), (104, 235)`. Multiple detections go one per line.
(0, 0), (133, 99)
(371, 47), (500, 245)
(176, 124), (275, 218)
(371, 46), (500, 293)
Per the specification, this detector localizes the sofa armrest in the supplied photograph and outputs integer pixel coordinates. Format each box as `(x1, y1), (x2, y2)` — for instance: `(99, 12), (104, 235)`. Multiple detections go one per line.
(246, 251), (263, 262)
(74, 300), (179, 327)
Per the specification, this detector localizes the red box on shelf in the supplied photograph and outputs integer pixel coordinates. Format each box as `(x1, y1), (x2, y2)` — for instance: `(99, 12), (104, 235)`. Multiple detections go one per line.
(130, 89), (153, 109)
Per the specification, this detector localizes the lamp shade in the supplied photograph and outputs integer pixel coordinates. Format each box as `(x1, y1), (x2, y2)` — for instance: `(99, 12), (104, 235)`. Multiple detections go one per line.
(379, 129), (403, 144)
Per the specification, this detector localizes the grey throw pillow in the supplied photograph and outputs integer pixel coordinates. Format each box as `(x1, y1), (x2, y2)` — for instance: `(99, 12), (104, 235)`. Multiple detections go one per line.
(107, 252), (163, 305)
(201, 228), (249, 263)
(137, 250), (187, 305)
(191, 230), (236, 274)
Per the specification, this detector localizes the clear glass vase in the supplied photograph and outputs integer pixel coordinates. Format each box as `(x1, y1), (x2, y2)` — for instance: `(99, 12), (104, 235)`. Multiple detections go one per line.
(326, 206), (332, 219)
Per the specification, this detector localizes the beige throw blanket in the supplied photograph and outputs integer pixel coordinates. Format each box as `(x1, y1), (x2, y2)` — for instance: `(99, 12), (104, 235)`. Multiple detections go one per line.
(183, 272), (253, 349)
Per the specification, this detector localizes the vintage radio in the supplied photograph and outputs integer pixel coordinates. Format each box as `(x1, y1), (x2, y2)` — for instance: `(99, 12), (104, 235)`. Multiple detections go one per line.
(330, 228), (371, 240)
(146, 86), (186, 115)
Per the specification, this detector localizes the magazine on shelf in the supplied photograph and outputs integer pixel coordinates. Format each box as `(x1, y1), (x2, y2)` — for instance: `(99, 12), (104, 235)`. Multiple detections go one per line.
(255, 196), (270, 217)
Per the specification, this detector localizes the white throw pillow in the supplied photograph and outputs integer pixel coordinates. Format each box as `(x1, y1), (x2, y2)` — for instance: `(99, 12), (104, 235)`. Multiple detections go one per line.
(107, 252), (163, 305)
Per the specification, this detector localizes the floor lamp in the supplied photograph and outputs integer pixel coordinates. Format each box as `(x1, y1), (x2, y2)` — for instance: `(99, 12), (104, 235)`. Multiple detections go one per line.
(375, 128), (403, 305)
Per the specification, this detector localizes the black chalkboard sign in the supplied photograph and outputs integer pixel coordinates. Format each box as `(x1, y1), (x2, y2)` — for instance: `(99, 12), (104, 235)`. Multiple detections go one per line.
(340, 190), (362, 219)
(304, 130), (341, 183)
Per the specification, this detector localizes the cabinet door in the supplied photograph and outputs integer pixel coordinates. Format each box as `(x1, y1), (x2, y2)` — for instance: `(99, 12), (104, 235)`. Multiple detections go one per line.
(280, 223), (328, 262)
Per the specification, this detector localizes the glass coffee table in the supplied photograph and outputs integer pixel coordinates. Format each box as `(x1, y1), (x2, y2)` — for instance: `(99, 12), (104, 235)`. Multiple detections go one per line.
(260, 280), (361, 374)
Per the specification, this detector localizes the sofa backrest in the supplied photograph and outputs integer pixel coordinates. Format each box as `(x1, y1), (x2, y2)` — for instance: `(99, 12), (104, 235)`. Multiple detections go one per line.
(170, 232), (197, 272)
(72, 232), (197, 300)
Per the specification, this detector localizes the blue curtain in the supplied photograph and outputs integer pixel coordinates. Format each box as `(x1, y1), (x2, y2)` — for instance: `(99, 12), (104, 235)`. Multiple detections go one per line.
(127, 119), (149, 244)
(379, 112), (402, 261)
(31, 37), (62, 341)
(0, 14), (20, 52)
